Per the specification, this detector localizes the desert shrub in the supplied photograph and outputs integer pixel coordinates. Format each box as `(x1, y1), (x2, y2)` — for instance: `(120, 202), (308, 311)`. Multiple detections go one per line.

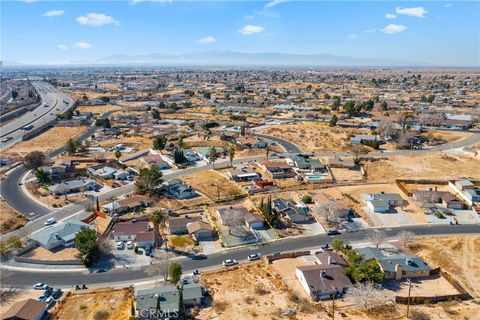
(93, 310), (109, 320)
(254, 286), (269, 295)
(410, 310), (431, 320)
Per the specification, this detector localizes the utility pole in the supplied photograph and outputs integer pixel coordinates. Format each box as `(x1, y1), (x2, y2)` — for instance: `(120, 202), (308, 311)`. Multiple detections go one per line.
(406, 279), (412, 318)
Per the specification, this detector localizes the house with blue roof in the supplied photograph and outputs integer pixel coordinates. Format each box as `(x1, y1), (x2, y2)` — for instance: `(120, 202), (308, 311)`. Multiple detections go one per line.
(29, 219), (95, 250)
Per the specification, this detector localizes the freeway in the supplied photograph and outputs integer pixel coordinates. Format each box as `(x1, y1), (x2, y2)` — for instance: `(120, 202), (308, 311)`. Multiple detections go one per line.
(0, 82), (74, 148)
(1, 223), (479, 288)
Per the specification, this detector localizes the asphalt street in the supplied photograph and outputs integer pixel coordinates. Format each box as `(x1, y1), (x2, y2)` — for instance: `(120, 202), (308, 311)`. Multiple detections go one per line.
(1, 223), (478, 288)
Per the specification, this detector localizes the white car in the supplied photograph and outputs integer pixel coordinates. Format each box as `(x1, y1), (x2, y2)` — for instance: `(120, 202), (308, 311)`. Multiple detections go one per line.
(33, 283), (48, 290)
(116, 242), (124, 250)
(222, 259), (238, 267)
(44, 218), (56, 226)
(126, 241), (134, 250)
(247, 253), (261, 261)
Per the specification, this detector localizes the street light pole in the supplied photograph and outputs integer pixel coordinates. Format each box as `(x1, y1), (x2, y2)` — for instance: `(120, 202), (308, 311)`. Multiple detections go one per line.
(406, 279), (412, 318)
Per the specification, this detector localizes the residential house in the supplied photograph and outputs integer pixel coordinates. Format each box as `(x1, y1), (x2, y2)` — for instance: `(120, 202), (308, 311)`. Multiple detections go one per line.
(357, 247), (432, 280)
(30, 219), (94, 250)
(91, 166), (117, 179)
(226, 167), (260, 182)
(296, 253), (352, 300)
(290, 155), (326, 172)
(363, 192), (406, 213)
(182, 149), (201, 162)
(216, 206), (264, 229)
(135, 231), (155, 249)
(48, 178), (98, 195)
(350, 134), (379, 145)
(135, 286), (180, 320)
(412, 190), (468, 210)
(187, 221), (215, 241)
(139, 154), (170, 170)
(257, 160), (295, 179)
(182, 283), (203, 306)
(244, 211), (265, 229)
(2, 299), (47, 320)
(162, 179), (197, 200)
(103, 196), (152, 215)
(112, 221), (150, 241)
(166, 216), (202, 234)
(272, 198), (312, 223)
(236, 135), (267, 149)
(328, 157), (356, 170)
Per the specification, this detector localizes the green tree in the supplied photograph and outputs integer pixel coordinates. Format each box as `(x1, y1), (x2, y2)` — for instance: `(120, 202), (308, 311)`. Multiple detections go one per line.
(301, 194), (313, 204)
(329, 114), (338, 127)
(380, 101), (388, 111)
(228, 145), (236, 167)
(331, 238), (345, 251)
(35, 168), (51, 185)
(332, 97), (341, 111)
(23, 151), (46, 170)
(151, 108), (161, 120)
(74, 227), (99, 266)
(152, 136), (167, 151)
(65, 138), (81, 155)
(265, 145), (271, 160)
(343, 101), (356, 116)
(168, 262), (183, 284)
(135, 166), (164, 195)
(209, 147), (218, 169)
(114, 150), (122, 160)
(7, 236), (22, 250)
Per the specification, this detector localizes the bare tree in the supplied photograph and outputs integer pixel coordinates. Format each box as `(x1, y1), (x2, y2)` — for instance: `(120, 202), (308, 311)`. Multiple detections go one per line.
(398, 230), (415, 248)
(314, 200), (347, 229)
(158, 256), (170, 282)
(0, 286), (19, 305)
(345, 281), (387, 311)
(413, 190), (437, 213)
(377, 120), (396, 140)
(367, 230), (386, 248)
(83, 197), (95, 212)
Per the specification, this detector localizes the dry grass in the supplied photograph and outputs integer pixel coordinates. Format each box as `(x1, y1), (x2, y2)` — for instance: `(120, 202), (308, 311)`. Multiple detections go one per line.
(2, 126), (89, 157)
(22, 246), (79, 261)
(0, 199), (27, 234)
(180, 170), (243, 200)
(97, 134), (153, 151)
(51, 287), (133, 320)
(77, 104), (123, 115)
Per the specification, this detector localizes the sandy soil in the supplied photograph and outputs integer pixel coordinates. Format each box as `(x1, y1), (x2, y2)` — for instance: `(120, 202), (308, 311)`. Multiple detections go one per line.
(363, 153), (480, 183)
(409, 236), (480, 299)
(423, 131), (471, 144)
(2, 126), (89, 157)
(51, 287), (133, 320)
(22, 246), (79, 261)
(260, 122), (371, 152)
(180, 170), (243, 200)
(0, 199), (27, 234)
(77, 104), (123, 115)
(97, 135), (153, 151)
(0, 289), (39, 316)
(197, 262), (324, 320)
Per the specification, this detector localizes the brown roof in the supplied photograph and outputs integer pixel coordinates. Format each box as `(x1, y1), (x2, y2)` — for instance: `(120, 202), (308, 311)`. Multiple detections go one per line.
(297, 264), (352, 293)
(258, 160), (291, 169)
(315, 252), (349, 268)
(142, 154), (168, 165)
(2, 299), (46, 320)
(167, 216), (201, 230)
(135, 231), (155, 242)
(118, 196), (151, 209)
(113, 221), (149, 236)
(244, 212), (264, 224)
(187, 221), (213, 234)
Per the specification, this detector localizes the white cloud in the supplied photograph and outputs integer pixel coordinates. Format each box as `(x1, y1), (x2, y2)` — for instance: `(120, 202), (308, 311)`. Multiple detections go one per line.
(265, 0), (288, 9)
(444, 3), (453, 8)
(73, 42), (92, 49)
(197, 36), (216, 44)
(57, 44), (68, 50)
(381, 24), (407, 34)
(395, 7), (427, 18)
(76, 13), (119, 26)
(347, 34), (357, 39)
(44, 10), (64, 17)
(385, 13), (396, 19)
(239, 25), (264, 35)
(364, 29), (376, 33)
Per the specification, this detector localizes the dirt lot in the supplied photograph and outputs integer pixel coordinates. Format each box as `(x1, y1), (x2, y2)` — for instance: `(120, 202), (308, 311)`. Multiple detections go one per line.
(51, 287), (133, 320)
(2, 126), (89, 157)
(77, 104), (123, 115)
(409, 236), (480, 299)
(260, 122), (371, 152)
(198, 262), (325, 319)
(22, 246), (79, 261)
(363, 153), (480, 183)
(0, 199), (27, 234)
(97, 134), (153, 152)
(180, 170), (243, 200)
(423, 131), (471, 144)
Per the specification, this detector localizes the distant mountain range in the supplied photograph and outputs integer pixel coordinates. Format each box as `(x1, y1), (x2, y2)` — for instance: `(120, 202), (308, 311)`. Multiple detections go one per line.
(2, 51), (431, 67)
(94, 51), (427, 67)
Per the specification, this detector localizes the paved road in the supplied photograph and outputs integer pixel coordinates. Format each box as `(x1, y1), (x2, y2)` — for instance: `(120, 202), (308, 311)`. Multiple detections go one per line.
(254, 132), (304, 153)
(0, 82), (74, 148)
(2, 224), (479, 288)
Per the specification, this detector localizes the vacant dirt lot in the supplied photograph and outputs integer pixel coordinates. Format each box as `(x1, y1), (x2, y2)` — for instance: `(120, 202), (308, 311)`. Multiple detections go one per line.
(2, 126), (89, 157)
(0, 199), (27, 234)
(363, 153), (480, 183)
(261, 122), (371, 152)
(22, 246), (79, 261)
(77, 104), (123, 115)
(198, 262), (324, 320)
(97, 134), (153, 152)
(180, 170), (243, 200)
(51, 287), (133, 320)
(410, 236), (480, 299)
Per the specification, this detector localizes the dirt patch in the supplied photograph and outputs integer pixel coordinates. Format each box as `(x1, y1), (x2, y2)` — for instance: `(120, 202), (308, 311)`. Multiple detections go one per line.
(180, 170), (243, 200)
(77, 104), (123, 115)
(0, 199), (27, 234)
(363, 153), (480, 183)
(22, 246), (79, 261)
(97, 135), (153, 152)
(409, 236), (480, 299)
(2, 126), (89, 157)
(198, 262), (325, 319)
(51, 287), (134, 320)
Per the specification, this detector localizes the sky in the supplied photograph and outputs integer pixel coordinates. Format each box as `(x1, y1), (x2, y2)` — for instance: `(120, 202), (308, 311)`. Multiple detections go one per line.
(1, 0), (479, 66)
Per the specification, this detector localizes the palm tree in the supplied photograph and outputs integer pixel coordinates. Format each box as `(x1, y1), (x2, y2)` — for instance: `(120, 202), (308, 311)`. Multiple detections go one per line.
(265, 145), (271, 160)
(150, 210), (167, 246)
(228, 145), (236, 167)
(209, 147), (218, 169)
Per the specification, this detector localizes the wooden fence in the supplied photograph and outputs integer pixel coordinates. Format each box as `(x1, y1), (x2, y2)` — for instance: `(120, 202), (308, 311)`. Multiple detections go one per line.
(264, 250), (311, 264)
(395, 179), (449, 197)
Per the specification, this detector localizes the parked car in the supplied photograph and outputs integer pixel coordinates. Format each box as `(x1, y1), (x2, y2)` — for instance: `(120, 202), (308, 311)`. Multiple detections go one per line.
(320, 244), (330, 250)
(222, 259), (238, 267)
(145, 247), (152, 256)
(33, 283), (48, 290)
(116, 242), (124, 250)
(247, 253), (261, 261)
(43, 287), (53, 298)
(126, 241), (134, 250)
(36, 296), (47, 302)
(44, 218), (56, 226)
(45, 296), (55, 308)
(327, 230), (341, 236)
(51, 288), (63, 299)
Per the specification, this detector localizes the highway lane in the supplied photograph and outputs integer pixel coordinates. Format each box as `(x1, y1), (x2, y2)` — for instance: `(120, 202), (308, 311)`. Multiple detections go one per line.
(1, 224), (479, 288)
(0, 82), (74, 148)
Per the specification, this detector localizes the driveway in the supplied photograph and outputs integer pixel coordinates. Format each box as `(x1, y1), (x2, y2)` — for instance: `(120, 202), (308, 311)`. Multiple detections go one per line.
(199, 240), (219, 254)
